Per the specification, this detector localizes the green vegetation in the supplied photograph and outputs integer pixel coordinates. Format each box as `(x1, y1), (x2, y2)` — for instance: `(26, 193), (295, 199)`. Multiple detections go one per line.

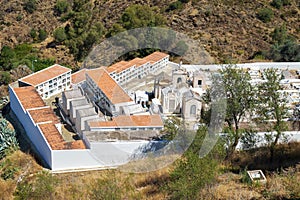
(205, 65), (255, 158)
(0, 44), (55, 73)
(166, 126), (225, 199)
(257, 8), (274, 23)
(54, 0), (69, 16)
(0, 117), (18, 160)
(121, 5), (166, 29)
(15, 171), (57, 200)
(271, 0), (291, 8)
(257, 68), (288, 160)
(23, 0), (37, 14)
(53, 27), (67, 43)
(38, 29), (47, 42)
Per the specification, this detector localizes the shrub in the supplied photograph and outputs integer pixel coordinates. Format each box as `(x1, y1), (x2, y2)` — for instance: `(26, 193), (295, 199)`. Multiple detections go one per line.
(54, 0), (69, 16)
(53, 27), (67, 43)
(16, 14), (23, 21)
(0, 71), (11, 85)
(23, 0), (37, 14)
(38, 29), (47, 41)
(166, 1), (183, 12)
(257, 8), (274, 23)
(30, 28), (37, 40)
(271, 0), (283, 9)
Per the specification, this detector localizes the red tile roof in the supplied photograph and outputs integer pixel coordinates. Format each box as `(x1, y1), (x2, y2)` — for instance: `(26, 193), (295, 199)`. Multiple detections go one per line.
(20, 64), (71, 86)
(143, 52), (169, 64)
(28, 107), (60, 124)
(13, 86), (46, 109)
(71, 68), (87, 84)
(13, 86), (85, 150)
(106, 51), (169, 74)
(86, 68), (133, 104)
(107, 61), (134, 73)
(89, 115), (163, 128)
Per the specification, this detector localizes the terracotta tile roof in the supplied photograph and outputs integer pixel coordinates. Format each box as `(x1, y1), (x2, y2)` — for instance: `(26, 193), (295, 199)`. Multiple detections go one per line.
(28, 107), (60, 124)
(71, 68), (87, 84)
(13, 86), (46, 109)
(38, 123), (65, 149)
(20, 64), (71, 86)
(107, 61), (134, 73)
(86, 68), (133, 104)
(89, 115), (163, 128)
(38, 123), (86, 150)
(129, 58), (149, 67)
(106, 52), (168, 74)
(143, 52), (169, 64)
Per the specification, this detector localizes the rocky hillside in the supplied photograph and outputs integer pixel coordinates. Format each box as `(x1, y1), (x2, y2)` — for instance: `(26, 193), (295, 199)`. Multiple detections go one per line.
(0, 0), (299, 66)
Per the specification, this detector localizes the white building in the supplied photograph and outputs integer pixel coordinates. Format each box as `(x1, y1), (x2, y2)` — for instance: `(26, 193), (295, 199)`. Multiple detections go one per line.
(85, 67), (135, 116)
(107, 52), (169, 85)
(19, 64), (72, 99)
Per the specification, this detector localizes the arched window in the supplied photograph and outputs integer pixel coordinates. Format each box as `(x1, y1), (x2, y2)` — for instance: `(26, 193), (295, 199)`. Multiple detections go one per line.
(177, 77), (182, 83)
(190, 105), (196, 116)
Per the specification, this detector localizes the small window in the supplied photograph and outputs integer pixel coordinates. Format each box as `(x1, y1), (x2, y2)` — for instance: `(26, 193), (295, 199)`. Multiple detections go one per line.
(198, 80), (202, 86)
(190, 105), (196, 116)
(177, 77), (182, 83)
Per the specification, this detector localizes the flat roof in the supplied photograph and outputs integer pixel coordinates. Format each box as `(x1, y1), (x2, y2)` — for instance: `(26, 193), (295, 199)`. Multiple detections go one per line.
(28, 107), (60, 124)
(20, 64), (71, 86)
(13, 86), (46, 109)
(63, 89), (83, 99)
(86, 68), (133, 104)
(89, 115), (163, 128)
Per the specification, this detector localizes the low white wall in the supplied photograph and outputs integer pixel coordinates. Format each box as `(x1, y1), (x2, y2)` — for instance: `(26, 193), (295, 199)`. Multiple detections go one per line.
(89, 140), (149, 166)
(52, 149), (105, 171)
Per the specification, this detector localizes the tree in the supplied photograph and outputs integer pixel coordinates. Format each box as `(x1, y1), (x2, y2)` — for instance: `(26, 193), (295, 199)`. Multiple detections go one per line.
(257, 68), (288, 161)
(205, 65), (255, 158)
(121, 5), (166, 29)
(0, 118), (18, 159)
(0, 46), (16, 71)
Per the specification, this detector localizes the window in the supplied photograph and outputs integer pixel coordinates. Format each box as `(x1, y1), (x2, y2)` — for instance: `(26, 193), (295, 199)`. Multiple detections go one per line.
(198, 80), (202, 86)
(177, 77), (182, 83)
(190, 105), (196, 116)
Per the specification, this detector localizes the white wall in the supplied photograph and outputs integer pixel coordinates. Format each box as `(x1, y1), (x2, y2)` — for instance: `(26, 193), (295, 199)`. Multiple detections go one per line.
(9, 86), (53, 169)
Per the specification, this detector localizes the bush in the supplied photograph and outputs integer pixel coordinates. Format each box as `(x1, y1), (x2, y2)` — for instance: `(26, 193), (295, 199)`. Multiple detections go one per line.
(38, 29), (47, 41)
(30, 28), (37, 40)
(271, 0), (283, 9)
(16, 15), (23, 21)
(166, 127), (225, 199)
(166, 1), (183, 12)
(23, 0), (37, 14)
(0, 71), (11, 85)
(257, 8), (274, 23)
(14, 171), (57, 199)
(53, 27), (67, 43)
(54, 0), (69, 16)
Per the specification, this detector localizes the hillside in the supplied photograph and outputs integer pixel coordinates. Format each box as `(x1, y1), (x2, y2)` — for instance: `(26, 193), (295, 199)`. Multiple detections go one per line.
(0, 0), (299, 67)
